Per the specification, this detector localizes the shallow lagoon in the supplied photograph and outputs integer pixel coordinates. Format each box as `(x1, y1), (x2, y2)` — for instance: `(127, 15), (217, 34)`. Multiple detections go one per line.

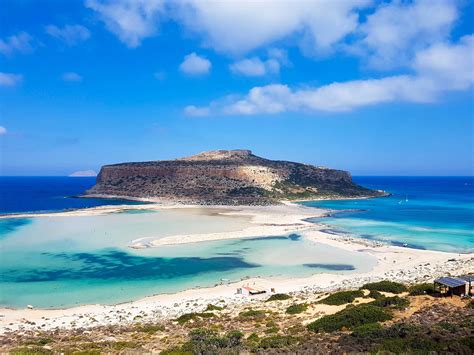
(0, 209), (375, 308)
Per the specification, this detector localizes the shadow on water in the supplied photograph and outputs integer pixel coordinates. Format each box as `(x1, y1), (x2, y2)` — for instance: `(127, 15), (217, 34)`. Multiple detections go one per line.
(2, 249), (259, 282)
(303, 263), (355, 271)
(0, 218), (32, 239)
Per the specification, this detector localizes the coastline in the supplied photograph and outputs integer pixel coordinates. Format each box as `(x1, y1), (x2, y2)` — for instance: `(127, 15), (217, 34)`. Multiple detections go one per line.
(0, 201), (472, 334)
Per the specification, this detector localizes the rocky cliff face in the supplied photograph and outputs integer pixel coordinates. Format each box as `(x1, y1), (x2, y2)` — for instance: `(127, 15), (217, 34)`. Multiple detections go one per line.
(86, 150), (385, 205)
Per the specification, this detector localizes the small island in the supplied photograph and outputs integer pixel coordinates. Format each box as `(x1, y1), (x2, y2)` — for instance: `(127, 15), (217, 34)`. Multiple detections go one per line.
(86, 149), (386, 204)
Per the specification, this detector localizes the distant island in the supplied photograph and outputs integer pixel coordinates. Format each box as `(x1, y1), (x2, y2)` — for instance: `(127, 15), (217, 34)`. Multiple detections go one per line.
(86, 150), (386, 204)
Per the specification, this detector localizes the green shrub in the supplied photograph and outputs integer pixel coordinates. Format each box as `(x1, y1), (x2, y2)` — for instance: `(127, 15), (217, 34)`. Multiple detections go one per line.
(351, 322), (384, 338)
(176, 312), (214, 324)
(369, 296), (410, 309)
(468, 300), (474, 309)
(319, 290), (364, 305)
(361, 281), (407, 294)
(265, 293), (292, 302)
(205, 304), (224, 311)
(239, 309), (266, 320)
(408, 283), (434, 296)
(307, 304), (392, 333)
(367, 290), (384, 299)
(286, 303), (308, 314)
(134, 323), (165, 334)
(258, 335), (298, 349)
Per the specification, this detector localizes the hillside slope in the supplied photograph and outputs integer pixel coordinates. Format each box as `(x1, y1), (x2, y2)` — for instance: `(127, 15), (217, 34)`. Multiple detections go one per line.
(86, 150), (385, 204)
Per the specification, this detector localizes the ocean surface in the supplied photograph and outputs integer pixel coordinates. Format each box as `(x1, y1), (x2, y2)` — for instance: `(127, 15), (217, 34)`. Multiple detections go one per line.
(302, 176), (474, 253)
(0, 176), (472, 308)
(0, 176), (143, 214)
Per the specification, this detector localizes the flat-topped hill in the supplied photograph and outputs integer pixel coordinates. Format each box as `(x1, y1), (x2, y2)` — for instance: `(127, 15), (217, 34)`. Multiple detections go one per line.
(86, 150), (385, 204)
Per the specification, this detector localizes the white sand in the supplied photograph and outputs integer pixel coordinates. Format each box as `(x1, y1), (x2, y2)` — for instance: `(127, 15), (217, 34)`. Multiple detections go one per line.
(0, 202), (472, 334)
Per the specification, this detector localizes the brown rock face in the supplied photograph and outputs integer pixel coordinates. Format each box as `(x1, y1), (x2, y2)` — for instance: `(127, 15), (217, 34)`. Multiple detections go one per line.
(86, 150), (385, 205)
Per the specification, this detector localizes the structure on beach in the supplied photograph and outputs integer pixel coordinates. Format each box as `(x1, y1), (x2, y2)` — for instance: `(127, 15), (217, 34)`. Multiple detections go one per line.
(434, 275), (473, 296)
(237, 285), (267, 296)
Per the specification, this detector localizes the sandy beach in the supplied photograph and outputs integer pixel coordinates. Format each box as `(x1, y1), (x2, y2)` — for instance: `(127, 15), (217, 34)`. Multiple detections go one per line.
(0, 202), (472, 334)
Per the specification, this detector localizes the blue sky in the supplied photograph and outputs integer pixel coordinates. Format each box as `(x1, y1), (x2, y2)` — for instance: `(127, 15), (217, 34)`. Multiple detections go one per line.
(1, 0), (473, 176)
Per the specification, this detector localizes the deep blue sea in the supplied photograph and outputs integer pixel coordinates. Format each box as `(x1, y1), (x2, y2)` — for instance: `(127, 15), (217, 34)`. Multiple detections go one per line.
(302, 176), (474, 253)
(0, 176), (143, 214)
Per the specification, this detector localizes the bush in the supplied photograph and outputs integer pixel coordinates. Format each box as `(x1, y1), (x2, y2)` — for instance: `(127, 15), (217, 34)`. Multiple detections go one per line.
(258, 335), (298, 349)
(176, 312), (214, 324)
(367, 290), (384, 299)
(361, 281), (407, 294)
(319, 290), (364, 305)
(369, 296), (410, 310)
(307, 304), (393, 333)
(266, 293), (292, 302)
(351, 322), (384, 338)
(468, 300), (474, 309)
(239, 309), (266, 320)
(286, 303), (308, 314)
(408, 283), (434, 296)
(134, 323), (165, 334)
(205, 304), (224, 311)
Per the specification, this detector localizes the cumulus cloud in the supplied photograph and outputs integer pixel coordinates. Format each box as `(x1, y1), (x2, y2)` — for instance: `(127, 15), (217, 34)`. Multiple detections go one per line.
(185, 35), (474, 115)
(353, 0), (459, 69)
(46, 24), (91, 45)
(0, 32), (34, 56)
(0, 72), (23, 87)
(62, 72), (83, 82)
(85, 0), (165, 48)
(179, 52), (211, 75)
(176, 0), (370, 55)
(0, 126), (6, 136)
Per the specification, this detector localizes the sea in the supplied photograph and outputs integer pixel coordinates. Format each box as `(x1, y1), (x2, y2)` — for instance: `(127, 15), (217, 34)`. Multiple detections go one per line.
(302, 176), (474, 253)
(0, 176), (472, 308)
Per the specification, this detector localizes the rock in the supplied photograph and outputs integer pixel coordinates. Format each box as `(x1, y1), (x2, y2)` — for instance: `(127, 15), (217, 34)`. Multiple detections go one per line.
(86, 150), (385, 205)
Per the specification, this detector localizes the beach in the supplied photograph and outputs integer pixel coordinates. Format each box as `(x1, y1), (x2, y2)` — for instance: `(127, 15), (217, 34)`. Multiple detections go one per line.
(1, 202), (472, 334)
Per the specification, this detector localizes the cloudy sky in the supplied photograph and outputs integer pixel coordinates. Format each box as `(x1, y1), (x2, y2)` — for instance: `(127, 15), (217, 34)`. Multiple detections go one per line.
(1, 0), (473, 175)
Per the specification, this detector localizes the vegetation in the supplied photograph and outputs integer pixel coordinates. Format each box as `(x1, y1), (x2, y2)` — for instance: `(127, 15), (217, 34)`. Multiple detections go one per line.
(258, 335), (298, 349)
(367, 290), (383, 299)
(175, 312), (214, 324)
(361, 280), (407, 294)
(265, 293), (292, 302)
(205, 304), (224, 311)
(238, 309), (267, 320)
(319, 290), (364, 305)
(286, 303), (308, 314)
(133, 323), (165, 334)
(162, 328), (244, 354)
(369, 296), (410, 310)
(408, 282), (435, 296)
(307, 304), (392, 333)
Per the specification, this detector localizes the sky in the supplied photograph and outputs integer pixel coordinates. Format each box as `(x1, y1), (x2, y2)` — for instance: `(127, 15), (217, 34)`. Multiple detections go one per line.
(1, 0), (473, 176)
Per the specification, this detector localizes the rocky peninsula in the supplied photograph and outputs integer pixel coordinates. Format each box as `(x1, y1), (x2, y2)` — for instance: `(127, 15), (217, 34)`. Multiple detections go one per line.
(86, 150), (385, 204)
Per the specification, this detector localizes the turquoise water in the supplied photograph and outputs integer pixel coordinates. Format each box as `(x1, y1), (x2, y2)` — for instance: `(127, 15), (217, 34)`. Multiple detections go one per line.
(303, 177), (474, 253)
(0, 210), (375, 308)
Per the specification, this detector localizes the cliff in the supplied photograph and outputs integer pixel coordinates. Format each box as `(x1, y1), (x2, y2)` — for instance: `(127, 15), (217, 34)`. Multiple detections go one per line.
(86, 150), (385, 205)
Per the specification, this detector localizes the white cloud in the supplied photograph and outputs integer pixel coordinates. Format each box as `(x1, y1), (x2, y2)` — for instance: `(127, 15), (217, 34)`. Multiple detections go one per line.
(176, 0), (370, 55)
(229, 49), (288, 76)
(46, 24), (91, 45)
(0, 72), (23, 87)
(185, 35), (474, 115)
(69, 170), (97, 177)
(0, 32), (34, 56)
(62, 72), (83, 82)
(85, 0), (165, 48)
(184, 105), (210, 117)
(354, 0), (459, 69)
(179, 52), (211, 75)
(0, 126), (6, 136)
